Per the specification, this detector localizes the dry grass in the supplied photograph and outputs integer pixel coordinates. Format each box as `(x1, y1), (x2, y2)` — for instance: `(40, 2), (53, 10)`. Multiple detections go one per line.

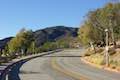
(110, 60), (120, 69)
(86, 54), (104, 65)
(84, 47), (120, 71)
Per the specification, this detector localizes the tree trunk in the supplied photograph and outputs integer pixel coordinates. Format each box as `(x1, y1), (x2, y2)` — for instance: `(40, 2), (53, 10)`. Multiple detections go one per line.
(90, 42), (96, 53)
(110, 27), (116, 48)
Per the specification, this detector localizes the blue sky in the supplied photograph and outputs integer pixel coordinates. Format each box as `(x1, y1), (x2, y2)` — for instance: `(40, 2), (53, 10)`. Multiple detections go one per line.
(0, 0), (110, 39)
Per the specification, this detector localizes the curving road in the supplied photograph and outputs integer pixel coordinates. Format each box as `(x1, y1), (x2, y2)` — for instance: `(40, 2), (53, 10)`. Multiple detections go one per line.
(8, 49), (120, 80)
(19, 57), (75, 80)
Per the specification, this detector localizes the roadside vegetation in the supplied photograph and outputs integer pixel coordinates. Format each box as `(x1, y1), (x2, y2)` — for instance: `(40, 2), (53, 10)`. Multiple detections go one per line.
(78, 2), (120, 71)
(0, 28), (79, 63)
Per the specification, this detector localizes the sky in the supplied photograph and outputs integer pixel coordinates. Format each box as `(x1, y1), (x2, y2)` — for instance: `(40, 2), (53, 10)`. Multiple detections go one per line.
(0, 0), (110, 39)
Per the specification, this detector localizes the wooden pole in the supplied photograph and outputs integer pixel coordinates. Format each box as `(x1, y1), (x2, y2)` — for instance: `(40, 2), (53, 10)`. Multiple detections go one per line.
(105, 29), (109, 67)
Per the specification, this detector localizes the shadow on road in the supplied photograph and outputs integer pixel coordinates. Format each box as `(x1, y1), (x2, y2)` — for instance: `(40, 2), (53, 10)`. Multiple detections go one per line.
(7, 55), (82, 80)
(8, 60), (27, 80)
(6, 50), (62, 80)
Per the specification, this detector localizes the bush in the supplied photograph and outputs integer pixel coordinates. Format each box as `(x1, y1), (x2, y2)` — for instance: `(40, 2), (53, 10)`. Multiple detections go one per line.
(110, 60), (120, 67)
(84, 53), (91, 56)
(109, 48), (116, 55)
(96, 48), (104, 53)
(87, 54), (104, 65)
(84, 48), (95, 56)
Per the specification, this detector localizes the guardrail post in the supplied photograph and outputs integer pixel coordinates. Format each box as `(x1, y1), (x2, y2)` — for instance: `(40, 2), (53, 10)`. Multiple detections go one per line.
(5, 74), (8, 80)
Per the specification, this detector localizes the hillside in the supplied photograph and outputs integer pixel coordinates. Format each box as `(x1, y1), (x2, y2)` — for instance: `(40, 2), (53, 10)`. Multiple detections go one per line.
(34, 26), (78, 47)
(0, 26), (78, 49)
(0, 37), (13, 49)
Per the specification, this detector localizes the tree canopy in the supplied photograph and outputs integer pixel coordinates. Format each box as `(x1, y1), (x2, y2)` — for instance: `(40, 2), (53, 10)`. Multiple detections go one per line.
(78, 3), (120, 46)
(8, 28), (34, 55)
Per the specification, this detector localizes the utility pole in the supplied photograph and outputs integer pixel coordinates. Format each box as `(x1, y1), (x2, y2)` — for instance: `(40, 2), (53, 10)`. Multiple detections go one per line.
(105, 29), (109, 67)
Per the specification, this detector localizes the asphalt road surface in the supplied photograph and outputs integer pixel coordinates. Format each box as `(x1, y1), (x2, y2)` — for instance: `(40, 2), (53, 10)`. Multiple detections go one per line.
(8, 49), (120, 80)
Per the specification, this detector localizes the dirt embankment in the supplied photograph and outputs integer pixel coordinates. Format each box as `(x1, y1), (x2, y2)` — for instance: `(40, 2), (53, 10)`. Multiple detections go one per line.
(82, 47), (120, 73)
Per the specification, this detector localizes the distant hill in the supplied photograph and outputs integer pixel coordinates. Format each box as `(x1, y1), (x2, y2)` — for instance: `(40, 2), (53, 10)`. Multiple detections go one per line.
(0, 37), (13, 49)
(34, 26), (78, 47)
(0, 26), (78, 49)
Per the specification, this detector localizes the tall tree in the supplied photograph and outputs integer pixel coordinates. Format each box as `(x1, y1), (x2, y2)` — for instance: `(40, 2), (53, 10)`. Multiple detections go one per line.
(78, 3), (120, 47)
(8, 28), (34, 56)
(78, 21), (104, 45)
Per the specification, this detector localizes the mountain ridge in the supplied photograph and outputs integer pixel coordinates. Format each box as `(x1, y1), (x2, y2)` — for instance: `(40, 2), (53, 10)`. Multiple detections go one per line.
(0, 26), (78, 49)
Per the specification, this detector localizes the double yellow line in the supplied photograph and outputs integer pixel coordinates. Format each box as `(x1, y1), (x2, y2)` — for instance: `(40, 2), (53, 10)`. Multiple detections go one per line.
(51, 58), (89, 80)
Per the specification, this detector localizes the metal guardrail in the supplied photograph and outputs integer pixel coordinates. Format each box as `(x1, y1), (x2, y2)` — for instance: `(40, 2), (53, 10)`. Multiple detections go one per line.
(0, 49), (62, 80)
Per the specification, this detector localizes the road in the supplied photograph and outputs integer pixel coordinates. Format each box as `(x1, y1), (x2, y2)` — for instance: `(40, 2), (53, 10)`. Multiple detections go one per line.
(8, 49), (120, 80)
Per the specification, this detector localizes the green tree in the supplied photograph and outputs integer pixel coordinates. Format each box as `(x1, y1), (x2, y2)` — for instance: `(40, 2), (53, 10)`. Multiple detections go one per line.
(78, 21), (104, 45)
(27, 41), (36, 54)
(78, 3), (120, 46)
(1, 45), (9, 57)
(41, 42), (57, 51)
(56, 38), (70, 48)
(8, 28), (34, 56)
